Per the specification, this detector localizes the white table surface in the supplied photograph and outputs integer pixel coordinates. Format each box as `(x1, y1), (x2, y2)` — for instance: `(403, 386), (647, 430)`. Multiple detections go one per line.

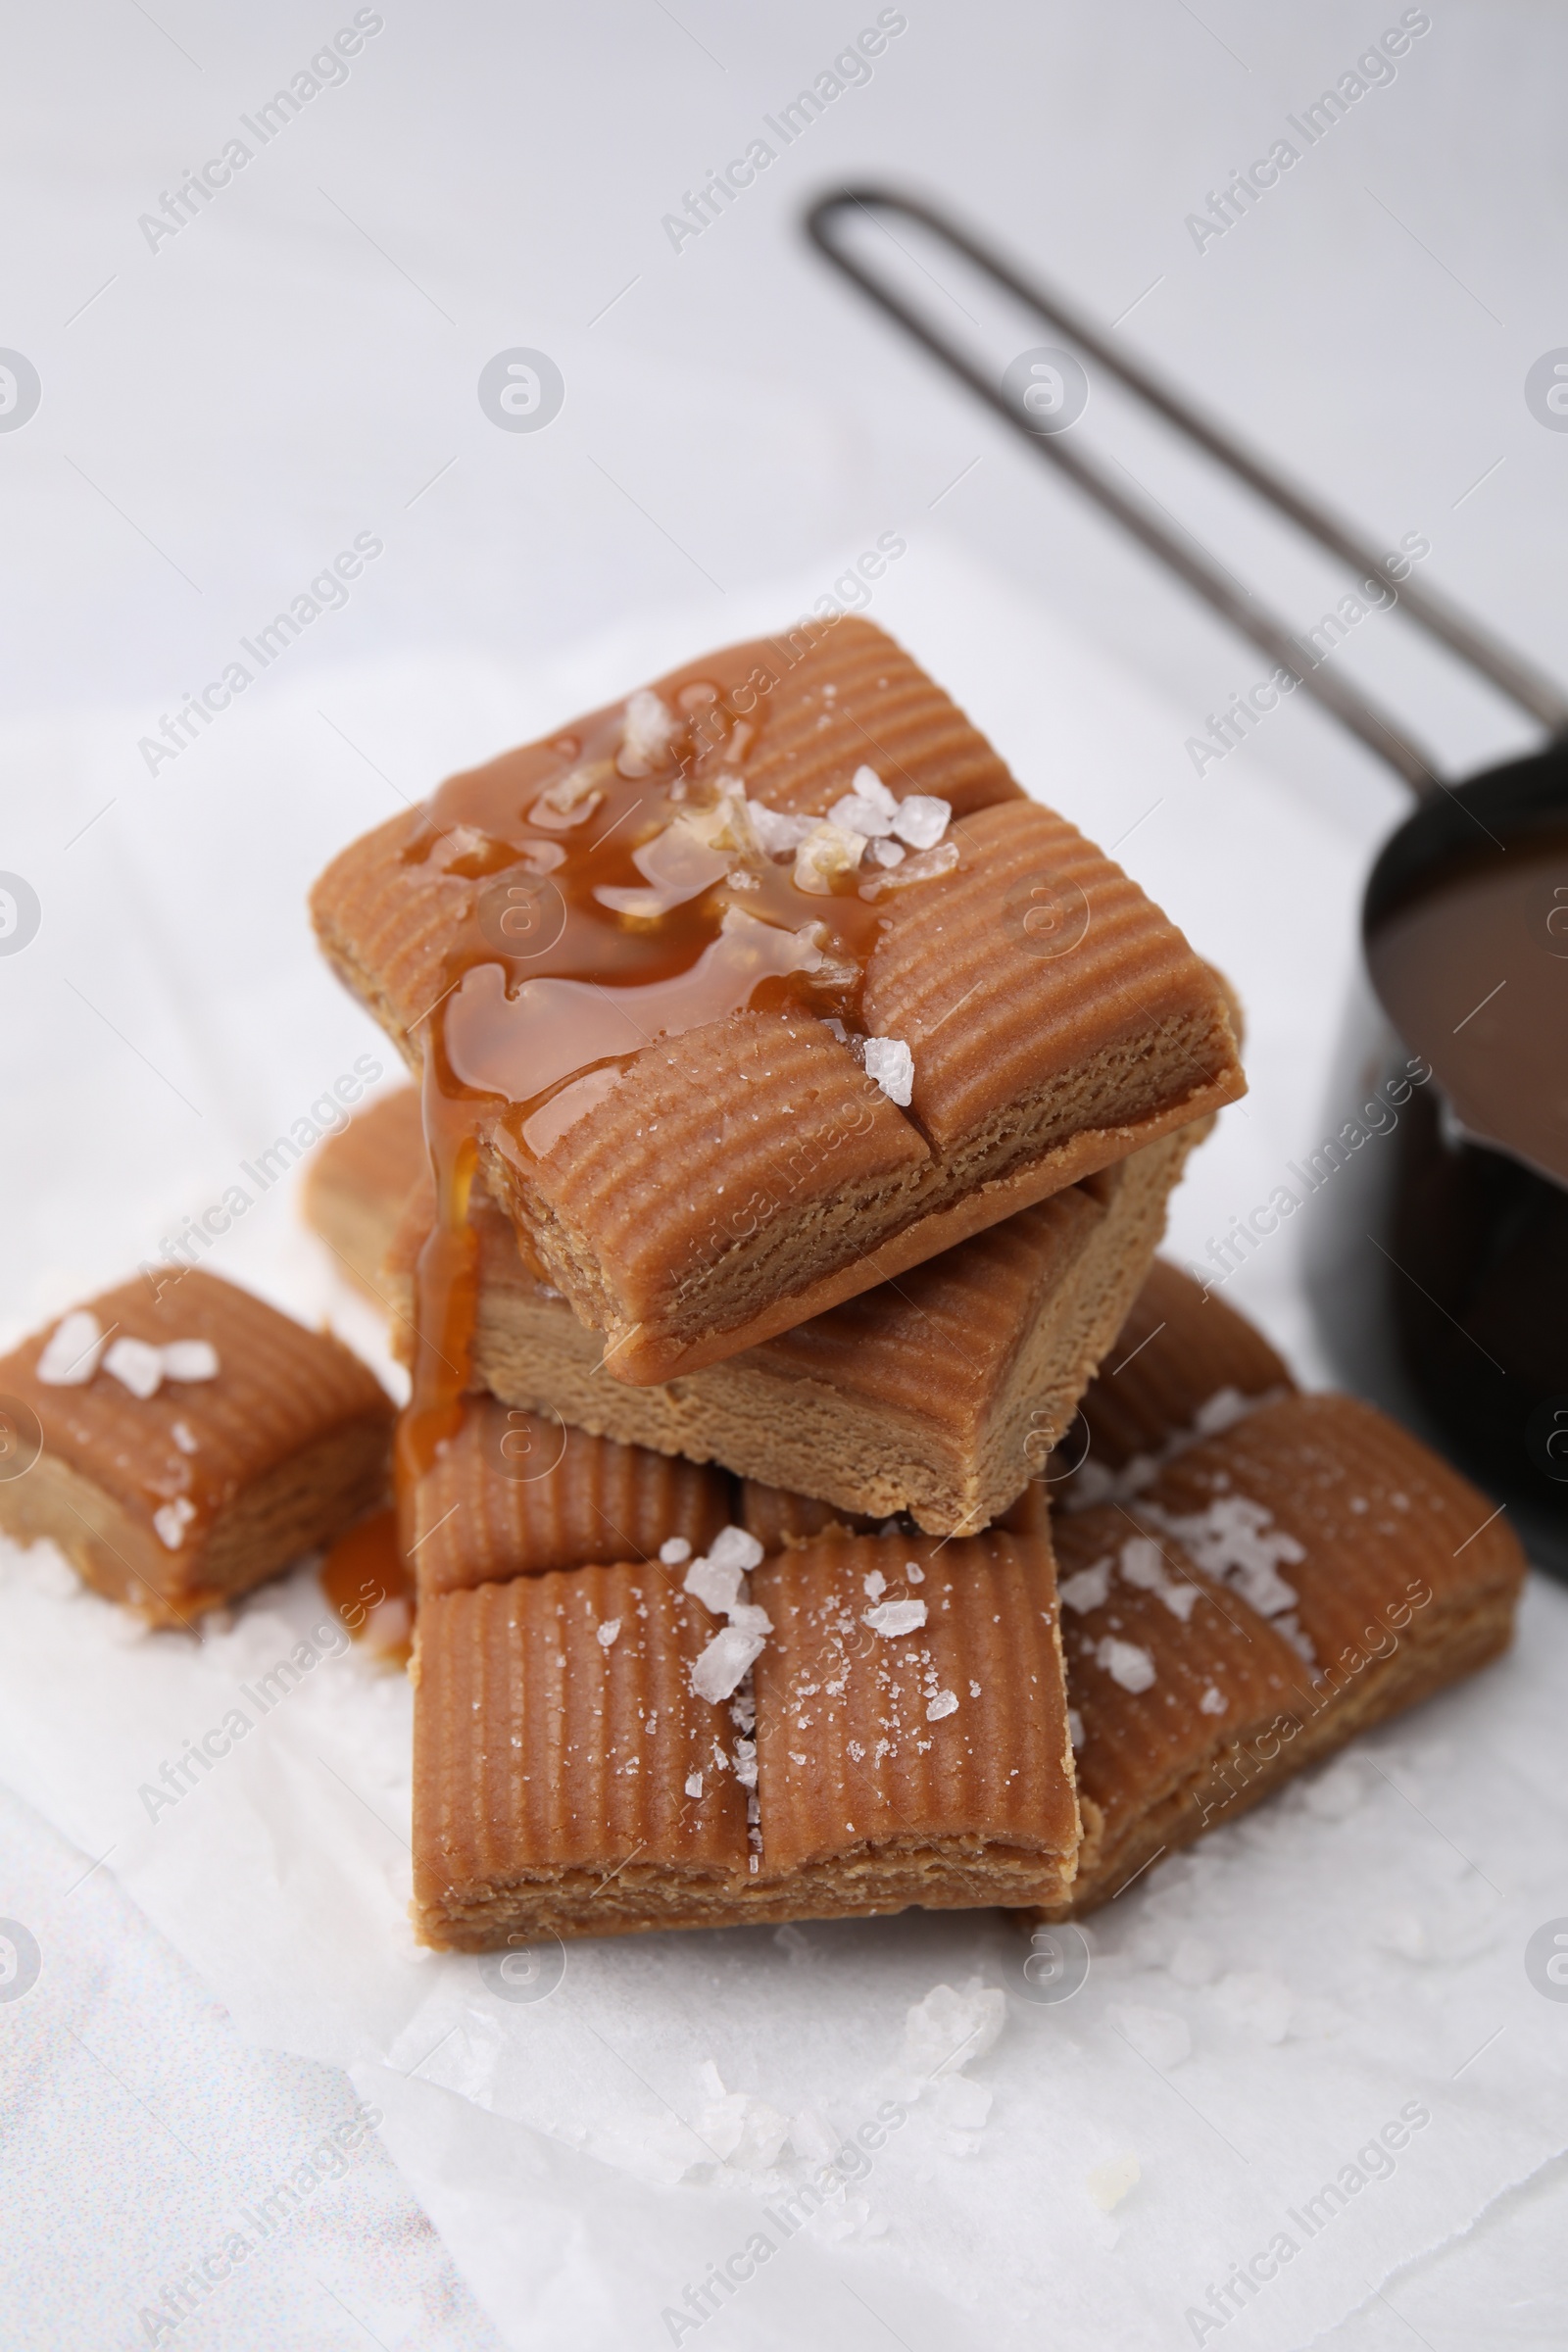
(2, 7), (1566, 2346)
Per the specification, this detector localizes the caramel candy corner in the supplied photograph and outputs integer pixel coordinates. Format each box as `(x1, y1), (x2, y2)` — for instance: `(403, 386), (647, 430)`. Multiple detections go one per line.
(0, 1269), (393, 1627)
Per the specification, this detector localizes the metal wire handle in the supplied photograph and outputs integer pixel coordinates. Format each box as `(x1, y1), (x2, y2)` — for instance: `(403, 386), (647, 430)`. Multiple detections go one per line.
(806, 186), (1568, 795)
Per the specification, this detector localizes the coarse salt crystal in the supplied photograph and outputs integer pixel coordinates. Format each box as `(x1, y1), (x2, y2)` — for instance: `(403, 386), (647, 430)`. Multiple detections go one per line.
(153, 1496), (197, 1551)
(748, 802), (815, 858)
(864, 1598), (927, 1639)
(1117, 1535), (1200, 1621)
(708, 1525), (763, 1574)
(906, 1561), (924, 1584)
(926, 1690), (958, 1722)
(691, 1625), (766, 1704)
(684, 1555), (745, 1616)
(865, 838), (906, 868)
(685, 1770), (704, 1798)
(1060, 1559), (1111, 1613)
(171, 1421), (198, 1455)
(163, 1340), (219, 1383)
(793, 819), (866, 894)
(596, 1619), (621, 1650)
(105, 1336), (164, 1399)
(35, 1310), (105, 1387)
(1200, 1685), (1226, 1715)
(890, 793), (950, 850)
(1095, 1636), (1156, 1693)
(863, 1036), (913, 1106)
(620, 688), (677, 764)
(862, 1569), (887, 1601)
(660, 1537), (692, 1565)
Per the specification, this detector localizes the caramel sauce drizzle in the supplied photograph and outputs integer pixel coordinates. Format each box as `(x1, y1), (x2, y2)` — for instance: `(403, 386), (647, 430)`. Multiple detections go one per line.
(328, 640), (934, 1657)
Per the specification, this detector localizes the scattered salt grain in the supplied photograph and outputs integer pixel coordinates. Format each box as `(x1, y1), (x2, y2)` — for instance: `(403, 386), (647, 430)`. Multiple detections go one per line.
(1117, 1535), (1200, 1621)
(1087, 2153), (1141, 2213)
(890, 793), (951, 850)
(660, 1537), (692, 1565)
(684, 1770), (704, 1798)
(620, 688), (677, 765)
(105, 1336), (165, 1399)
(1193, 1387), (1252, 1436)
(1059, 1558), (1111, 1613)
(35, 1310), (105, 1387)
(793, 818), (866, 894)
(596, 1619), (621, 1650)
(171, 1420), (198, 1455)
(926, 1690), (958, 1722)
(153, 1496), (197, 1551)
(1199, 1685), (1226, 1716)
(905, 1560), (924, 1583)
(863, 1036), (913, 1106)
(904, 1978), (1004, 2078)
(864, 1598), (927, 1639)
(748, 803), (815, 858)
(691, 1625), (766, 1704)
(1095, 1636), (1155, 1693)
(162, 1340), (219, 1383)
(862, 1569), (887, 1601)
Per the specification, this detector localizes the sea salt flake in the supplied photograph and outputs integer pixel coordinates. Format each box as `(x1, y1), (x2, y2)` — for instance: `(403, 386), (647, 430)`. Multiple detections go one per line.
(926, 1690), (958, 1722)
(171, 1420), (198, 1455)
(890, 793), (950, 850)
(858, 840), (960, 899)
(1117, 1535), (1200, 1621)
(684, 1555), (745, 1616)
(162, 1339), (219, 1383)
(691, 1626), (766, 1703)
(904, 1978), (1004, 2078)
(36, 1310), (105, 1387)
(596, 1619), (621, 1650)
(748, 802), (815, 858)
(1087, 2153), (1142, 2212)
(1060, 1559), (1111, 1613)
(621, 688), (677, 764)
(1200, 1685), (1226, 1716)
(862, 1570), (887, 1601)
(105, 1337), (164, 1399)
(866, 837), (906, 868)
(906, 1561), (924, 1584)
(1095, 1636), (1155, 1693)
(708, 1525), (763, 1574)
(793, 819), (865, 894)
(660, 1537), (692, 1565)
(153, 1496), (197, 1551)
(864, 1599), (927, 1639)
(828, 791), (897, 840)
(1193, 1386), (1252, 1436)
(863, 1036), (913, 1106)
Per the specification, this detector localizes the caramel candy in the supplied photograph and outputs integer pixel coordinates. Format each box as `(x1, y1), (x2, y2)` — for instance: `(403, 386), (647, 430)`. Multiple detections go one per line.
(386, 1125), (1197, 1535)
(301, 1086), (427, 1306)
(1043, 1392), (1525, 1916)
(412, 1530), (1078, 1946)
(0, 1270), (393, 1627)
(312, 618), (1243, 1384)
(407, 1396), (731, 1598)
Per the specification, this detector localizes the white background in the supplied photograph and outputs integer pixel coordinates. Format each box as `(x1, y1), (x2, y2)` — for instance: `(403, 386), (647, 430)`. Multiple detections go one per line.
(2, 5), (1566, 2347)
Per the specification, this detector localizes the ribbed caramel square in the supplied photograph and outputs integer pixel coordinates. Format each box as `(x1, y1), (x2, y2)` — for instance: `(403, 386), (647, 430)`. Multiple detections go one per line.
(1040, 1392), (1526, 1917)
(407, 1396), (732, 1597)
(311, 618), (1243, 1384)
(751, 1533), (1078, 1906)
(378, 1125), (1195, 1534)
(0, 1269), (392, 1625)
(414, 1564), (751, 1946)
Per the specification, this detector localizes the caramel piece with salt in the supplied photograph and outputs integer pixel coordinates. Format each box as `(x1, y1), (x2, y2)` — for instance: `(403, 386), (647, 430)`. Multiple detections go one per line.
(411, 1528), (1078, 1946)
(0, 1270), (392, 1627)
(1041, 1392), (1525, 1917)
(312, 618), (1243, 1384)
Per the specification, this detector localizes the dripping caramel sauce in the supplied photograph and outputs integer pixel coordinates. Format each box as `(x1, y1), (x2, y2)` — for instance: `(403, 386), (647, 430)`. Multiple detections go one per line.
(329, 638), (915, 1659)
